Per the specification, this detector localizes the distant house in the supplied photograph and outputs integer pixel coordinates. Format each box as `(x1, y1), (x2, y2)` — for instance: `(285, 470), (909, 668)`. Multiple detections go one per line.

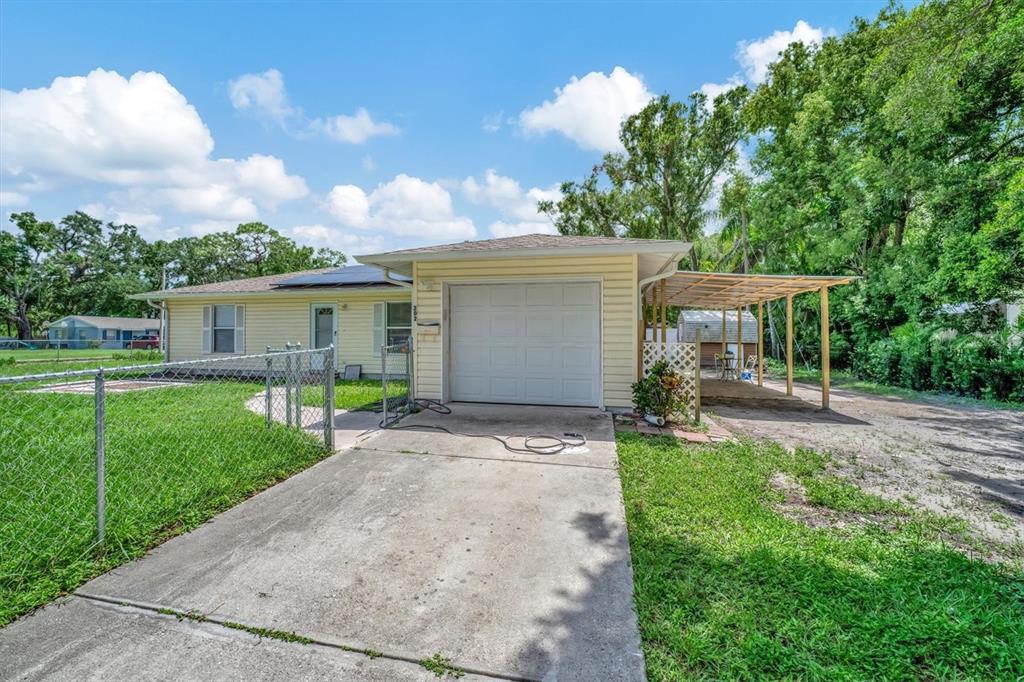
(679, 309), (759, 367)
(46, 315), (160, 349)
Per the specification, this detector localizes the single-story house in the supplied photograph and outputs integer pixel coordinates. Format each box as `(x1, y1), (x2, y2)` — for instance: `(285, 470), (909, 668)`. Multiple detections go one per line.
(46, 315), (160, 349)
(130, 234), (854, 410)
(679, 309), (758, 367)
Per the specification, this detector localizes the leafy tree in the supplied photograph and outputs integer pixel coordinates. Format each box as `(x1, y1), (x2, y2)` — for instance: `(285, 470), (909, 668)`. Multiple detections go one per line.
(0, 213), (348, 339)
(541, 89), (749, 269)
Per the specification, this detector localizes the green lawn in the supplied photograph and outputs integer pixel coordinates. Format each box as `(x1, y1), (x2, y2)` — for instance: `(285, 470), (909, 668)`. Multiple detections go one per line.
(0, 350), (164, 378)
(301, 378), (408, 411)
(0, 379), (330, 626)
(617, 433), (1024, 680)
(0, 348), (156, 362)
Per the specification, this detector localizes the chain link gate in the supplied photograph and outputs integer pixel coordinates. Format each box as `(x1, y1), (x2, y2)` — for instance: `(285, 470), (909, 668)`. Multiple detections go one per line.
(0, 346), (335, 620)
(381, 339), (413, 426)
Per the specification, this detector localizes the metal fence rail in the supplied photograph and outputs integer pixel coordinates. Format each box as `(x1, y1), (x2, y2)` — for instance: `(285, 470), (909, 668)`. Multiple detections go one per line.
(0, 347), (334, 613)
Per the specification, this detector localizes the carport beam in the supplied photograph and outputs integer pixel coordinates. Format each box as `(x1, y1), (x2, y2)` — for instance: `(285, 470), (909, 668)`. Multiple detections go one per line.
(785, 295), (793, 396)
(820, 285), (830, 410)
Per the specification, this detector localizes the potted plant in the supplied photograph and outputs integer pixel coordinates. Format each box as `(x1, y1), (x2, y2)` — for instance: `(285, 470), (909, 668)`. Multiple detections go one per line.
(632, 360), (686, 426)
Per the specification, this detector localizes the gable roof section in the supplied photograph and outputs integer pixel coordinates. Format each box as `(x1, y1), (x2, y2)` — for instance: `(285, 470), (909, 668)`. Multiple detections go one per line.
(356, 233), (692, 277)
(128, 265), (406, 300)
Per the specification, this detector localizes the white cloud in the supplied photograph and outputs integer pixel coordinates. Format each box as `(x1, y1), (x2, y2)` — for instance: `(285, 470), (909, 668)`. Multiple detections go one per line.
(737, 20), (827, 84)
(519, 66), (654, 152)
(461, 169), (561, 238)
(325, 185), (370, 228)
(228, 68), (295, 122)
(481, 111), (505, 133)
(0, 191), (29, 207)
(187, 219), (238, 236)
(489, 221), (558, 238)
(0, 69), (308, 224)
(326, 174), (476, 240)
(287, 224), (386, 253)
(312, 108), (400, 145)
(699, 75), (745, 102)
(80, 202), (161, 229)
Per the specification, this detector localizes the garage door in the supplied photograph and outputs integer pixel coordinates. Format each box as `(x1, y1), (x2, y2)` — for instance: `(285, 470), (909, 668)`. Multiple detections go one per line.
(449, 282), (600, 406)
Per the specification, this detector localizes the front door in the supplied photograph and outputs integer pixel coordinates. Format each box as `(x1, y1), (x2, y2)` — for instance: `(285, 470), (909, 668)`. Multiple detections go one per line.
(310, 304), (337, 370)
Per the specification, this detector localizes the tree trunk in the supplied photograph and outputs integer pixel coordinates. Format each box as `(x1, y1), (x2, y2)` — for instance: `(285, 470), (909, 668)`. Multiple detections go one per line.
(688, 246), (699, 271)
(14, 303), (32, 340)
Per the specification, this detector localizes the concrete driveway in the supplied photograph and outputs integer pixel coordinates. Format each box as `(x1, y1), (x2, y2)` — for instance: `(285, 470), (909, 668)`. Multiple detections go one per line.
(0, 404), (644, 681)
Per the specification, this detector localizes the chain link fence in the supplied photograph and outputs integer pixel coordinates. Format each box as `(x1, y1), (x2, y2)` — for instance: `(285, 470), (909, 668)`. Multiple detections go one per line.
(381, 341), (413, 426)
(0, 347), (335, 623)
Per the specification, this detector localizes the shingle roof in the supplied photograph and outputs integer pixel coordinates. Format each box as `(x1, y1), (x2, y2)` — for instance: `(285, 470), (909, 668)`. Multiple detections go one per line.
(130, 265), (403, 298)
(363, 233), (684, 256)
(51, 315), (159, 330)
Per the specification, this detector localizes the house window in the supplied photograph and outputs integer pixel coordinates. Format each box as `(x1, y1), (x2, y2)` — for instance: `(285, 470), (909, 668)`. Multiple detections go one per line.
(203, 304), (245, 354)
(373, 301), (412, 354)
(387, 302), (412, 347)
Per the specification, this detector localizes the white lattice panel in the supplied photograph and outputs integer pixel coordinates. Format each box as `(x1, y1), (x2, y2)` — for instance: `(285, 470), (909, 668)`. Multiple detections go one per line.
(643, 342), (699, 421)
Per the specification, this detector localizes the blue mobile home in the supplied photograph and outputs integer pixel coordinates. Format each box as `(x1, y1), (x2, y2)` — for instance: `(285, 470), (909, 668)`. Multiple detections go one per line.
(46, 315), (160, 349)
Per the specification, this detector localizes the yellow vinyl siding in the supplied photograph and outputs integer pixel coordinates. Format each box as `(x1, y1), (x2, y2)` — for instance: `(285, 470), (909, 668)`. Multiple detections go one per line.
(165, 290), (412, 370)
(413, 255), (638, 408)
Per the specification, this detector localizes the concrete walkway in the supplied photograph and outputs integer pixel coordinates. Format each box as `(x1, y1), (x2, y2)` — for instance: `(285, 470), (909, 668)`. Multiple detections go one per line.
(0, 404), (644, 681)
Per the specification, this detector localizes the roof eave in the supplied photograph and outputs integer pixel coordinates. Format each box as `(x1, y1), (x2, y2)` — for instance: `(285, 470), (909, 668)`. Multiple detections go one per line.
(356, 241), (692, 274)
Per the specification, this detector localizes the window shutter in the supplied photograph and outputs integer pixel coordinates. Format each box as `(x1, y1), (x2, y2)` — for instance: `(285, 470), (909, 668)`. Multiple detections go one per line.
(202, 305), (212, 354)
(372, 302), (384, 356)
(234, 304), (245, 355)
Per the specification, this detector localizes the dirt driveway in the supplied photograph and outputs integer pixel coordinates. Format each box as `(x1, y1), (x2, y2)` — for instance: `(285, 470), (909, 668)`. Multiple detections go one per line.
(705, 378), (1024, 559)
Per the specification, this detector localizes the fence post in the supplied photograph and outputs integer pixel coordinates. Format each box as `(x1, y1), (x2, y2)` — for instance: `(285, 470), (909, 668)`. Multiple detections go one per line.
(381, 345), (388, 425)
(284, 353), (292, 427)
(265, 354), (273, 427)
(694, 327), (702, 424)
(323, 346), (334, 448)
(94, 368), (106, 546)
(294, 352), (303, 427)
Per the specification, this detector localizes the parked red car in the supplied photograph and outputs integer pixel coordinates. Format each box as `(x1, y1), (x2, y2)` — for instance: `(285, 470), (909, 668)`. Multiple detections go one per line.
(130, 334), (160, 350)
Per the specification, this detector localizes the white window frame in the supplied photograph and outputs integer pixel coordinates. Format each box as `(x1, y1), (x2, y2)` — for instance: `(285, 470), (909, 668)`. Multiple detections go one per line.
(202, 304), (245, 355)
(373, 301), (412, 356)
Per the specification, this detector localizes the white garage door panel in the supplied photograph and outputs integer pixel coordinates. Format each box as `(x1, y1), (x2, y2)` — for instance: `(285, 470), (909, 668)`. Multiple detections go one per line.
(449, 282), (600, 407)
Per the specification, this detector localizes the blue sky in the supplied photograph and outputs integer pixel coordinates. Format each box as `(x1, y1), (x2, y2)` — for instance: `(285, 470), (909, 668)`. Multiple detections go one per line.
(1, 1), (888, 257)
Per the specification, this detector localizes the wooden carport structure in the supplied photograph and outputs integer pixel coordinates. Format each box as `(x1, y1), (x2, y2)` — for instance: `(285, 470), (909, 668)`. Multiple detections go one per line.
(641, 271), (857, 409)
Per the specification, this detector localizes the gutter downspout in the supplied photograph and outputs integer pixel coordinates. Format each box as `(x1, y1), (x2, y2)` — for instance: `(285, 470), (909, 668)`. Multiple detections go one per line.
(144, 299), (168, 362)
(383, 268), (413, 289)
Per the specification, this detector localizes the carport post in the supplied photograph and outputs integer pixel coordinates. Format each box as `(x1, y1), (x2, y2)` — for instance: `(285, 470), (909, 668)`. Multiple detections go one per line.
(720, 309), (727, 365)
(659, 278), (667, 344)
(736, 307), (743, 380)
(820, 286), (830, 410)
(94, 369), (106, 546)
(757, 300), (764, 387)
(694, 326), (702, 424)
(785, 295), (794, 396)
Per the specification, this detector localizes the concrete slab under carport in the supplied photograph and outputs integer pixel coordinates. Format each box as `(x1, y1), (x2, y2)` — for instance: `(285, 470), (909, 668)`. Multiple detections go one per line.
(2, 404), (643, 681)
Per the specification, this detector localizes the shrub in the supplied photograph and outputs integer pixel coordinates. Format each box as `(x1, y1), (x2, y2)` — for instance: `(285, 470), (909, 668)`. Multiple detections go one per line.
(632, 360), (688, 422)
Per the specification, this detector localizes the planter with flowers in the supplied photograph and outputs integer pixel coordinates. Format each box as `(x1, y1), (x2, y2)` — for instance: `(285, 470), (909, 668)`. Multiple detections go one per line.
(631, 360), (688, 426)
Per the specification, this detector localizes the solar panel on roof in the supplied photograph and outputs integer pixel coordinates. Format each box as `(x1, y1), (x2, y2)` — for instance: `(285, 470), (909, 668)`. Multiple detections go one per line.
(273, 265), (410, 288)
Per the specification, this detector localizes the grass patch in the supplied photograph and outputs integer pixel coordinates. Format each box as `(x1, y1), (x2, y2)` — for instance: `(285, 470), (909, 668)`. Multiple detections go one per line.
(617, 434), (1024, 680)
(0, 351), (165, 378)
(1, 380), (330, 627)
(301, 378), (408, 411)
(420, 652), (465, 678)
